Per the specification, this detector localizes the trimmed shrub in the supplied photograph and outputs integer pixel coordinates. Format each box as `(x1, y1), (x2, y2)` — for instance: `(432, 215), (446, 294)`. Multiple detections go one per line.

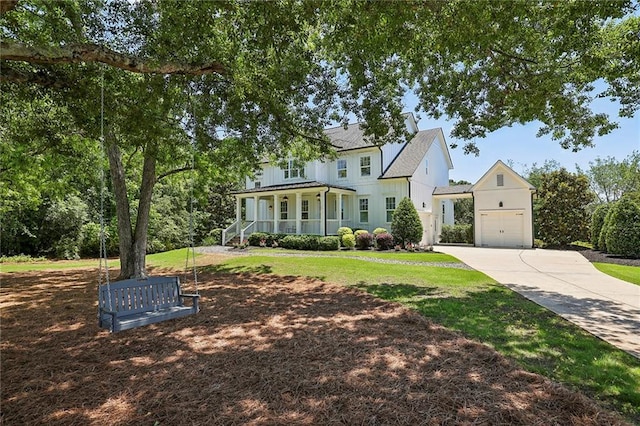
(391, 197), (423, 247)
(376, 232), (395, 250)
(342, 233), (356, 249)
(590, 204), (610, 250)
(248, 232), (269, 246)
(372, 227), (387, 236)
(337, 227), (353, 246)
(439, 224), (473, 244)
(318, 236), (340, 251)
(279, 234), (323, 250)
(354, 229), (369, 237)
(356, 232), (373, 249)
(605, 196), (640, 258)
(598, 207), (614, 252)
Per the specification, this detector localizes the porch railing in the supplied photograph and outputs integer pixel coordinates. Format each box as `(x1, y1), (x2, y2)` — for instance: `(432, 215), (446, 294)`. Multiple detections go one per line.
(221, 220), (256, 246)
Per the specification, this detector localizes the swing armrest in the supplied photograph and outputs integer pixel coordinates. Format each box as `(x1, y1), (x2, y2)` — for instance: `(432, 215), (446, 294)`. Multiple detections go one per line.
(180, 294), (200, 311)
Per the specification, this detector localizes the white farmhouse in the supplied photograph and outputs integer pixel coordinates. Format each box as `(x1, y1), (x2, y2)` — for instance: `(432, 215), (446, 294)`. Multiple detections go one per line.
(225, 113), (535, 248)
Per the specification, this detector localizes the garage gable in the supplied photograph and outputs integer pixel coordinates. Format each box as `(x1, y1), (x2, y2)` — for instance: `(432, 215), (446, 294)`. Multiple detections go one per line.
(472, 160), (535, 193)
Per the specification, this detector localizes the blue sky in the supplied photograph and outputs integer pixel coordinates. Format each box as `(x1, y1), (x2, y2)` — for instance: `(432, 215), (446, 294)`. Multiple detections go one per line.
(404, 93), (640, 184)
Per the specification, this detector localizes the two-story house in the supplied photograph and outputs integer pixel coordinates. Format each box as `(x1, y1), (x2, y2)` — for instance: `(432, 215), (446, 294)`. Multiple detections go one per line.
(224, 113), (536, 248)
(225, 113), (455, 245)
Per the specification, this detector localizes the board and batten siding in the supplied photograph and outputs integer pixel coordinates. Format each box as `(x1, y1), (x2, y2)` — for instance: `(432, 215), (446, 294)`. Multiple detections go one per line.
(473, 164), (534, 248)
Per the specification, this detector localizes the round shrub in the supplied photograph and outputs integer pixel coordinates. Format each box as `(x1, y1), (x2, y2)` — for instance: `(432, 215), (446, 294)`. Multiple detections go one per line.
(376, 232), (395, 250)
(342, 233), (356, 249)
(354, 229), (369, 237)
(605, 196), (640, 258)
(355, 232), (373, 249)
(248, 232), (269, 246)
(318, 236), (340, 251)
(590, 204), (610, 250)
(373, 227), (387, 236)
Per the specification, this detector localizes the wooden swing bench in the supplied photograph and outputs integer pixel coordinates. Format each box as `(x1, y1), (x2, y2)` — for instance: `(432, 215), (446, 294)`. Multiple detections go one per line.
(98, 276), (199, 333)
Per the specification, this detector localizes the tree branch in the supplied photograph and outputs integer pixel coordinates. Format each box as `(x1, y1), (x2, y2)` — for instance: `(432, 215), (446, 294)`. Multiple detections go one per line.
(489, 47), (538, 65)
(0, 65), (68, 88)
(0, 41), (227, 76)
(0, 0), (19, 15)
(156, 165), (192, 182)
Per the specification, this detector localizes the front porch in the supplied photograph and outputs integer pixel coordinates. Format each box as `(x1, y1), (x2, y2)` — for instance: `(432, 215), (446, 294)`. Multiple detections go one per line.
(222, 182), (356, 245)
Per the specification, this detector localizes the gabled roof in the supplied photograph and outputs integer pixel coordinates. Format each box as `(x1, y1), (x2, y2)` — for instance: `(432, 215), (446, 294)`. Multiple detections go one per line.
(324, 112), (419, 152)
(472, 160), (536, 191)
(433, 184), (473, 195)
(380, 128), (452, 179)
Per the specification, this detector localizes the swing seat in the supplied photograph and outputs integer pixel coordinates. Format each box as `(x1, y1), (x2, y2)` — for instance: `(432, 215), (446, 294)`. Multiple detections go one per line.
(98, 276), (199, 333)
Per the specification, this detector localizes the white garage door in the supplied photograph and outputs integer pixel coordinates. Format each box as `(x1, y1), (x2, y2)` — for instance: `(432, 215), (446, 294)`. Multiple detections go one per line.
(480, 211), (525, 247)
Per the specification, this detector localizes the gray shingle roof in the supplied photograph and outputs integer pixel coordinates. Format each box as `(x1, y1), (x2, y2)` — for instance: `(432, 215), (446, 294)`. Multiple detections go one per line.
(380, 129), (440, 179)
(433, 184), (473, 195)
(324, 123), (371, 151)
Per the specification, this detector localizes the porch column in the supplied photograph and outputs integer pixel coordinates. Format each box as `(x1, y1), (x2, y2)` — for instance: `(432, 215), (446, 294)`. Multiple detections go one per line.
(295, 192), (302, 234)
(273, 194), (279, 233)
(235, 196), (242, 232)
(253, 195), (259, 223)
(337, 193), (343, 229)
(320, 192), (326, 236)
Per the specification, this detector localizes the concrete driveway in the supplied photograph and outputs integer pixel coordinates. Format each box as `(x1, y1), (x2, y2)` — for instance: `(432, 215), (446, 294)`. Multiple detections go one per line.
(436, 246), (640, 359)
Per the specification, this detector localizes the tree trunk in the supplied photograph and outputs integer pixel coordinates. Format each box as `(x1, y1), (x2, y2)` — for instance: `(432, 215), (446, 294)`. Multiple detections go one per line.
(106, 137), (158, 280)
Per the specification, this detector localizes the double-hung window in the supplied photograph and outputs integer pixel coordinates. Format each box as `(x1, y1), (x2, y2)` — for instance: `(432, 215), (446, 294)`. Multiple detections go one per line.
(301, 200), (309, 220)
(283, 160), (302, 179)
(359, 198), (369, 223)
(280, 201), (288, 220)
(385, 197), (396, 222)
(337, 159), (347, 179)
(360, 156), (371, 177)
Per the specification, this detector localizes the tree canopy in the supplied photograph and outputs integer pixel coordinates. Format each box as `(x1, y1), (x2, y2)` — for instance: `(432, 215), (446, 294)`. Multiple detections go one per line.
(2, 0), (638, 276)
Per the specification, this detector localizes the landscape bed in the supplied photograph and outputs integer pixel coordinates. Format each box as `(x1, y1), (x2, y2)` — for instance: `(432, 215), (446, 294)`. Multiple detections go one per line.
(0, 257), (633, 425)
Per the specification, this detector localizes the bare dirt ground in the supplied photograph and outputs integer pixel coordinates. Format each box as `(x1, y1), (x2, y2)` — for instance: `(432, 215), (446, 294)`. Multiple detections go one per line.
(0, 261), (629, 425)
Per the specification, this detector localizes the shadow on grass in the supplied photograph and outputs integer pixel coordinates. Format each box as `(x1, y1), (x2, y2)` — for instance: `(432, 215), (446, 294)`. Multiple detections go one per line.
(356, 282), (640, 421)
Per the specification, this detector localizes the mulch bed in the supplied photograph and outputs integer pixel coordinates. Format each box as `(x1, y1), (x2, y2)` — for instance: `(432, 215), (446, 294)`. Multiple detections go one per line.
(578, 249), (640, 267)
(1, 263), (629, 425)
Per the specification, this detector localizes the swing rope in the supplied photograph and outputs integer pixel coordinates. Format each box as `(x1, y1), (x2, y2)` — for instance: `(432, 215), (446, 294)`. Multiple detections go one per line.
(98, 65), (113, 314)
(184, 87), (198, 295)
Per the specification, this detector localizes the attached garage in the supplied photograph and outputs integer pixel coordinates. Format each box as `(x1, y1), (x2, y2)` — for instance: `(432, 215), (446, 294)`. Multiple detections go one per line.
(433, 160), (535, 248)
(473, 161), (535, 248)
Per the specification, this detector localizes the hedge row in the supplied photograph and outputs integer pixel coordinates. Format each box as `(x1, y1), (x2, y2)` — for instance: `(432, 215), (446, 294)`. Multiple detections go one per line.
(248, 232), (340, 251)
(439, 224), (473, 244)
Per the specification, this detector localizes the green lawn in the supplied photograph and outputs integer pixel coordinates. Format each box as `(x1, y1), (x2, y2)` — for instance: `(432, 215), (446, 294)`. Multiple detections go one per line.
(250, 248), (461, 263)
(0, 248), (198, 273)
(212, 253), (640, 422)
(594, 262), (640, 286)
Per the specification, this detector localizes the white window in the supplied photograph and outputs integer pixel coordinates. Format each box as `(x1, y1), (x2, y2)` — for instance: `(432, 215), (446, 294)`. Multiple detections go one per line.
(337, 159), (347, 179)
(280, 200), (288, 220)
(360, 156), (371, 177)
(442, 203), (445, 223)
(283, 160), (302, 180)
(254, 181), (261, 189)
(359, 198), (369, 223)
(497, 173), (504, 187)
(385, 197), (396, 222)
(301, 199), (309, 220)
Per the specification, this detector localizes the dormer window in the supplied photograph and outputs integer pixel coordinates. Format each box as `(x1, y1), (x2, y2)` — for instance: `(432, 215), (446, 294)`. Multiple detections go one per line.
(283, 160), (302, 179)
(337, 159), (347, 179)
(497, 173), (504, 187)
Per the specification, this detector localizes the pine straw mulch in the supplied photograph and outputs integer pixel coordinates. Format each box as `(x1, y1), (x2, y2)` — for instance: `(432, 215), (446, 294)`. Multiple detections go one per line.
(0, 265), (629, 426)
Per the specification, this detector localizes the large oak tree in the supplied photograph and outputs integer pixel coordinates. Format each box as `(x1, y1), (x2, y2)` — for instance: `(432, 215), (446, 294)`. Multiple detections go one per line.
(2, 0), (638, 278)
